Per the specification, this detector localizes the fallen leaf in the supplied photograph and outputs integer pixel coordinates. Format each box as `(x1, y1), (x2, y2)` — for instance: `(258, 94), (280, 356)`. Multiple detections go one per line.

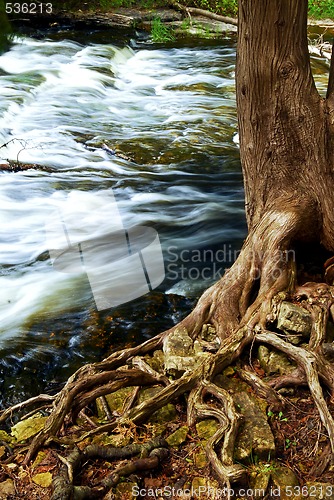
(32, 472), (53, 488)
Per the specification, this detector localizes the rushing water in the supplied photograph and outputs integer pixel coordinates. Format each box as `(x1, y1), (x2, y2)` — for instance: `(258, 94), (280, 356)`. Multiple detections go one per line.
(0, 27), (331, 407)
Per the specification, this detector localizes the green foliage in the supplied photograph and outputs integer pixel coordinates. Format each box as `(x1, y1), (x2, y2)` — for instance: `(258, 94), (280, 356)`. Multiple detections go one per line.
(267, 410), (288, 422)
(0, 0), (12, 54)
(98, 0), (134, 8)
(151, 17), (175, 43)
(284, 438), (297, 450)
(188, 0), (238, 17)
(308, 0), (334, 19)
(51, 0), (165, 10)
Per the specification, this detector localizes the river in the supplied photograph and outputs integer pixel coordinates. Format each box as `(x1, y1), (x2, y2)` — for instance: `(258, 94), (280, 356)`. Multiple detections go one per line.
(0, 26), (330, 407)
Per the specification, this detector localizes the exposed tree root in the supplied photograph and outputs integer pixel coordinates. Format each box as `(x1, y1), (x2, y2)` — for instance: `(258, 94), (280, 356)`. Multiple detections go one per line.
(187, 381), (246, 487)
(1, 238), (334, 494)
(237, 366), (287, 412)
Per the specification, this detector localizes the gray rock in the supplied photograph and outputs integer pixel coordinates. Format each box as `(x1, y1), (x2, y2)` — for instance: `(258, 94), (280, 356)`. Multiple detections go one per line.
(258, 345), (297, 375)
(215, 375), (275, 463)
(277, 302), (312, 344)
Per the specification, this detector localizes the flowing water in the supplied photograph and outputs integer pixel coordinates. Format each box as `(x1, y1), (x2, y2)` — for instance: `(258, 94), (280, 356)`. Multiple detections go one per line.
(0, 27), (331, 407)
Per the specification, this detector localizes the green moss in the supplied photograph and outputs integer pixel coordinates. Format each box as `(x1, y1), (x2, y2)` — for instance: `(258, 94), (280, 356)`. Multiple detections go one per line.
(51, 0), (165, 10)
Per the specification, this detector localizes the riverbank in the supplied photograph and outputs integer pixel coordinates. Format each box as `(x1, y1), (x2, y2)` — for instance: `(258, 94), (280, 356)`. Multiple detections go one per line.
(7, 3), (334, 46)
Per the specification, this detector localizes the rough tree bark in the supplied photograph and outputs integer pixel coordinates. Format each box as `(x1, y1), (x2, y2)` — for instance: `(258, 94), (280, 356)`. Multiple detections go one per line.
(1, 0), (334, 497)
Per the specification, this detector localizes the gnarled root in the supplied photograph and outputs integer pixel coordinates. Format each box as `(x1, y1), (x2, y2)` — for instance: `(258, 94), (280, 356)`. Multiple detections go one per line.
(1, 216), (334, 493)
(256, 330), (334, 454)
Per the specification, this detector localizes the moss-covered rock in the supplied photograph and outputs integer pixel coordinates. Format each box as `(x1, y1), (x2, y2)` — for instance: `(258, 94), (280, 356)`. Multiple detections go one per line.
(215, 375), (275, 463)
(96, 386), (136, 419)
(115, 481), (138, 499)
(0, 430), (12, 443)
(258, 345), (297, 375)
(277, 301), (312, 344)
(138, 387), (177, 424)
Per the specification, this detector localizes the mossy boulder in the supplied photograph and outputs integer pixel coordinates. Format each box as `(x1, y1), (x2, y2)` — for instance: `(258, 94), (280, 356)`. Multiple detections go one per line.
(11, 414), (47, 442)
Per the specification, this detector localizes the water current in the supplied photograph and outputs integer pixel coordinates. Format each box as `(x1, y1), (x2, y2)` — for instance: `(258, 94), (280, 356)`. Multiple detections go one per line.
(0, 26), (331, 407)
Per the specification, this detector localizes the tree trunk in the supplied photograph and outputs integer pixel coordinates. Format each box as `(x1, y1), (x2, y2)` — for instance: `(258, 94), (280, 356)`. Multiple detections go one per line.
(237, 0), (334, 248)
